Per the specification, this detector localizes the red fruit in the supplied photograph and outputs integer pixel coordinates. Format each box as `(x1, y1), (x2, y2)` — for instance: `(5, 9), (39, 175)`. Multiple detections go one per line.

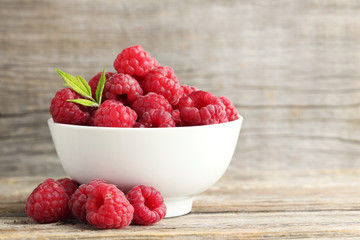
(219, 96), (239, 121)
(25, 179), (69, 223)
(172, 109), (184, 126)
(88, 72), (115, 99)
(181, 85), (198, 96)
(94, 100), (137, 127)
(177, 91), (228, 126)
(126, 185), (166, 225)
(103, 73), (143, 105)
(139, 109), (175, 128)
(86, 183), (134, 229)
(143, 66), (183, 105)
(69, 179), (106, 222)
(56, 178), (80, 198)
(114, 45), (159, 77)
(144, 66), (178, 83)
(132, 92), (173, 117)
(49, 88), (90, 125)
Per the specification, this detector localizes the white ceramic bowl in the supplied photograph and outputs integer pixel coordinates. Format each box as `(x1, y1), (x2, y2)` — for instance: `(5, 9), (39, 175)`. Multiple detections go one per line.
(48, 116), (243, 217)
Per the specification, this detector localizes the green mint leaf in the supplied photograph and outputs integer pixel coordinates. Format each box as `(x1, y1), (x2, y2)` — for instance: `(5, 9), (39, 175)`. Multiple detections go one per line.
(56, 69), (92, 100)
(77, 75), (92, 98)
(67, 99), (99, 107)
(95, 69), (106, 104)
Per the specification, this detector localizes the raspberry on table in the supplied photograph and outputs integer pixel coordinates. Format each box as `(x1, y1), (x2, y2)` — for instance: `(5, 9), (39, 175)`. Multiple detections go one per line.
(25, 178), (69, 223)
(114, 45), (159, 77)
(69, 179), (106, 222)
(139, 109), (175, 128)
(88, 72), (115, 99)
(103, 73), (143, 105)
(132, 92), (173, 117)
(49, 88), (90, 125)
(177, 90), (228, 126)
(219, 96), (239, 121)
(142, 66), (183, 105)
(56, 178), (80, 198)
(94, 100), (137, 127)
(86, 183), (134, 229)
(126, 185), (166, 225)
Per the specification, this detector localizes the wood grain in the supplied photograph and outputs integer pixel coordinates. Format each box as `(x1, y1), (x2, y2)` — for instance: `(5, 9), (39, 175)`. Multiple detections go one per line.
(1, 0), (360, 175)
(1, 169), (360, 239)
(1, 1), (360, 238)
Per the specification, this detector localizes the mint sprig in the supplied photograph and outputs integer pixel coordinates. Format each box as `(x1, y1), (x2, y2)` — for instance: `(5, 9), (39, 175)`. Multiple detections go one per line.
(56, 68), (106, 108)
(95, 70), (106, 104)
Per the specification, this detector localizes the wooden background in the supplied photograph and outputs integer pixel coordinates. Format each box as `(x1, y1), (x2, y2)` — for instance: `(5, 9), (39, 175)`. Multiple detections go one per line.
(2, 0), (360, 239)
(2, 0), (360, 176)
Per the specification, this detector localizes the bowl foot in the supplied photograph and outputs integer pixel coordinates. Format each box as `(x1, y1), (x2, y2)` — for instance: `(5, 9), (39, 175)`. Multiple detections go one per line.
(164, 197), (193, 218)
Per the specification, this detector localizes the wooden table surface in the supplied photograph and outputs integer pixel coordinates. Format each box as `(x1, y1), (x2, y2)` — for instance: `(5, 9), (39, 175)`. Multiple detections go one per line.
(2, 0), (360, 239)
(1, 167), (360, 239)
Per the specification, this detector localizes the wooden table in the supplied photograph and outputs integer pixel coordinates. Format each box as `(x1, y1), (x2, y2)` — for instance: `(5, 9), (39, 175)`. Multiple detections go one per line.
(2, 0), (360, 239)
(1, 167), (360, 239)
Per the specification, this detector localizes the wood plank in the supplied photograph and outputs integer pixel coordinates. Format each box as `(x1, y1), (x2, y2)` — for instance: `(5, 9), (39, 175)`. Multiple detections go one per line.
(1, 211), (360, 239)
(1, 0), (360, 176)
(1, 169), (360, 239)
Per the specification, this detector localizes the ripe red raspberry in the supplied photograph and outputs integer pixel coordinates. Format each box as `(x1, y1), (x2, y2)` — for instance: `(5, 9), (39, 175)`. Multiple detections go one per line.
(172, 109), (184, 126)
(132, 92), (173, 117)
(139, 109), (175, 128)
(49, 88), (90, 125)
(144, 66), (178, 83)
(56, 178), (80, 198)
(133, 122), (146, 128)
(219, 96), (239, 121)
(143, 67), (183, 105)
(177, 91), (228, 126)
(103, 73), (143, 105)
(86, 183), (134, 229)
(88, 72), (115, 99)
(69, 179), (106, 222)
(126, 185), (166, 225)
(25, 179), (69, 223)
(181, 85), (198, 96)
(114, 45), (159, 77)
(94, 100), (137, 127)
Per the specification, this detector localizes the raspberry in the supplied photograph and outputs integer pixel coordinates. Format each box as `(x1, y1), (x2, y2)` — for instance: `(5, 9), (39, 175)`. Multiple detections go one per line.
(126, 185), (166, 225)
(133, 122), (146, 128)
(114, 45), (159, 77)
(56, 178), (80, 198)
(86, 183), (134, 229)
(94, 100), (137, 127)
(88, 72), (115, 99)
(144, 66), (178, 83)
(219, 96), (239, 121)
(177, 91), (228, 126)
(49, 88), (90, 125)
(25, 179), (69, 223)
(139, 109), (175, 128)
(181, 85), (198, 96)
(69, 179), (106, 222)
(103, 73), (143, 105)
(143, 66), (183, 105)
(172, 109), (184, 126)
(132, 92), (173, 117)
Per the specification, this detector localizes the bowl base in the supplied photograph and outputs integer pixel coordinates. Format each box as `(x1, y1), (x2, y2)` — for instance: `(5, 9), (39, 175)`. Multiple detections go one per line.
(164, 197), (193, 218)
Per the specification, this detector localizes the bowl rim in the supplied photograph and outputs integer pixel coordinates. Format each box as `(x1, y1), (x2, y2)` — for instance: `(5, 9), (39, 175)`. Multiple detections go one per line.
(48, 115), (243, 131)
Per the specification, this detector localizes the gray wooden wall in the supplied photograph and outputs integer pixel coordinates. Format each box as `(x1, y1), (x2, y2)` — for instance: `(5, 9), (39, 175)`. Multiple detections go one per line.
(1, 0), (360, 177)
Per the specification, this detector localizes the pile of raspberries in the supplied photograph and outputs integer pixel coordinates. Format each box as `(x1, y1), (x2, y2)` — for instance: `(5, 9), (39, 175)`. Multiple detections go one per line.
(50, 45), (239, 127)
(25, 178), (167, 229)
